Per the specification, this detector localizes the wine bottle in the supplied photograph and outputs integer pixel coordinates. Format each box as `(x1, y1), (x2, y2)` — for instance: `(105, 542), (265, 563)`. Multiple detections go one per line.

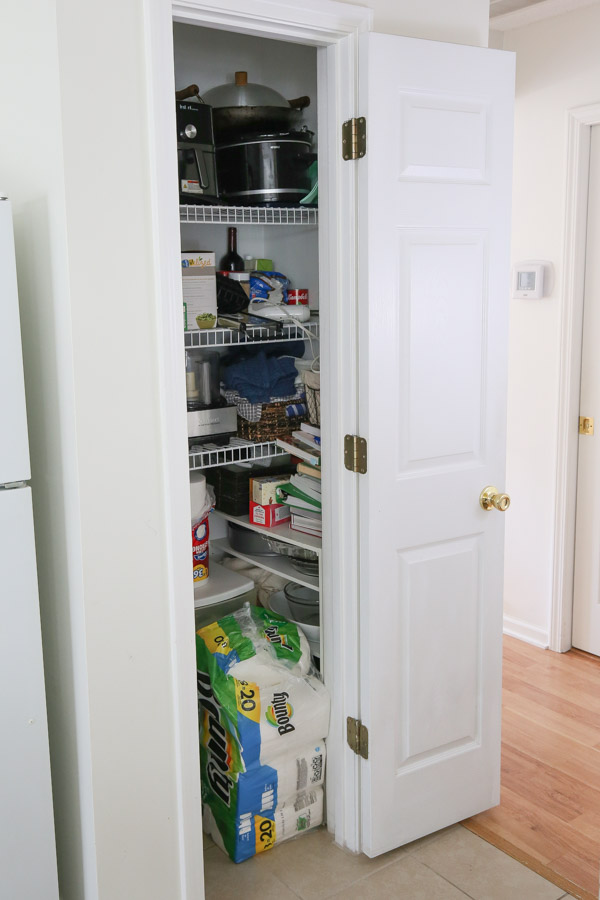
(219, 227), (244, 271)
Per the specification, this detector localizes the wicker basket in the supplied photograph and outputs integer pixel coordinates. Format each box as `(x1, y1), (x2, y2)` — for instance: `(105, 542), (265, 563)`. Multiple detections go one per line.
(303, 370), (320, 427)
(237, 400), (306, 442)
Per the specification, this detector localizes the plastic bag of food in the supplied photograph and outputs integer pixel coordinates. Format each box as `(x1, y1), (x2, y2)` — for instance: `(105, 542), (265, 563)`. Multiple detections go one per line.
(249, 271), (290, 304)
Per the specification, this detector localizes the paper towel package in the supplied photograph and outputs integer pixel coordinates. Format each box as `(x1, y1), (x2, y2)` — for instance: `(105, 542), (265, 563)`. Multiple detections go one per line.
(196, 604), (330, 862)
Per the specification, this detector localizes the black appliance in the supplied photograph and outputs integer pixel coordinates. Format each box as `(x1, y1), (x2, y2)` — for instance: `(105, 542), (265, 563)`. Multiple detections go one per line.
(215, 130), (315, 206)
(176, 100), (219, 204)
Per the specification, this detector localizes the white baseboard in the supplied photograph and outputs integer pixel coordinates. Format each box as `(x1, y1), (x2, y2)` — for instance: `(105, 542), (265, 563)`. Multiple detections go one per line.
(503, 615), (549, 649)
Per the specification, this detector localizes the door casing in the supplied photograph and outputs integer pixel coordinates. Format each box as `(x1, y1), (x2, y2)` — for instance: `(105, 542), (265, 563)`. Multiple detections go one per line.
(142, 0), (371, 894)
(552, 102), (600, 653)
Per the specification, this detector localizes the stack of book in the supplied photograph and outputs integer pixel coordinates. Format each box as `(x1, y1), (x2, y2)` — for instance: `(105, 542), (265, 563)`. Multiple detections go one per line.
(275, 424), (322, 537)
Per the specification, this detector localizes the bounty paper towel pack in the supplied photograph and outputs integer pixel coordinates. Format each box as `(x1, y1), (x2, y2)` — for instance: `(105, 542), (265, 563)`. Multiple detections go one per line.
(266, 742), (326, 800)
(196, 604), (330, 862)
(203, 787), (325, 855)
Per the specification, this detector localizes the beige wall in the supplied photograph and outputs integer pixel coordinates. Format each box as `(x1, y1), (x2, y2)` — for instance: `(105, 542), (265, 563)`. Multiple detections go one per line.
(503, 4), (600, 645)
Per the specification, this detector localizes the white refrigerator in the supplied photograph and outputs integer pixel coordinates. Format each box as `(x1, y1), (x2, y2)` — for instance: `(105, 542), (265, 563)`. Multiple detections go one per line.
(0, 197), (59, 899)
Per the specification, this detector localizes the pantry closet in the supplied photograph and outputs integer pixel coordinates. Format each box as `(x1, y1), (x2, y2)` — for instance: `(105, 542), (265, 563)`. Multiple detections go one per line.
(142, 0), (515, 895)
(177, 23), (330, 862)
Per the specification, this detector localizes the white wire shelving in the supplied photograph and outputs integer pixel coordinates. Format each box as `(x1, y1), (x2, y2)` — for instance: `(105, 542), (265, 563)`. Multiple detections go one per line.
(184, 316), (318, 348)
(189, 439), (288, 471)
(180, 205), (318, 226)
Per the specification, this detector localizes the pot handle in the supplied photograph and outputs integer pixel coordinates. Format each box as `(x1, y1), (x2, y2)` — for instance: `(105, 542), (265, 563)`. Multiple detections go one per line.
(176, 84), (202, 101)
(288, 96), (311, 110)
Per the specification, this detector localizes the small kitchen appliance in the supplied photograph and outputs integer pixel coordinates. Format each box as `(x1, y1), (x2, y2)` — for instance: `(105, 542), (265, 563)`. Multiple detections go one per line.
(186, 350), (237, 440)
(215, 129), (315, 205)
(176, 99), (219, 204)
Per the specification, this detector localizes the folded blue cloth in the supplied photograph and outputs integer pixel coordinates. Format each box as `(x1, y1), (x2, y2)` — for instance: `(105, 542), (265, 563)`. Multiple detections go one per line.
(222, 351), (298, 404)
(285, 401), (307, 418)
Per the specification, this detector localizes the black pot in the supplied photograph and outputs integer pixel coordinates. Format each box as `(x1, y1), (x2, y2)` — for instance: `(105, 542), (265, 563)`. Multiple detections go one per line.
(215, 131), (316, 206)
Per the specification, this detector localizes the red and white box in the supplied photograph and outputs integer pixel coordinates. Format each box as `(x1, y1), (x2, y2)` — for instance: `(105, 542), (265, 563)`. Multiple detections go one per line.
(249, 500), (291, 528)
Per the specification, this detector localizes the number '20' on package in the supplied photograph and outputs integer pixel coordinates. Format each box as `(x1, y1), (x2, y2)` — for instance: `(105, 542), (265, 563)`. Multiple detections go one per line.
(196, 604), (330, 862)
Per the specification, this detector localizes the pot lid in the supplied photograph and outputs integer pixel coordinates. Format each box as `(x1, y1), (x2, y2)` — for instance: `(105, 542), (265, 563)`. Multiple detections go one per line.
(201, 71), (290, 109)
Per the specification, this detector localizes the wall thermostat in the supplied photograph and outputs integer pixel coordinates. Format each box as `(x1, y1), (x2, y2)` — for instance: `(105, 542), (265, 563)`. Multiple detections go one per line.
(512, 260), (554, 299)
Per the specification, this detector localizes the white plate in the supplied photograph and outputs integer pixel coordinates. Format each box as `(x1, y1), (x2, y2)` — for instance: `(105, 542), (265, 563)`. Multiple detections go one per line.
(267, 589), (320, 656)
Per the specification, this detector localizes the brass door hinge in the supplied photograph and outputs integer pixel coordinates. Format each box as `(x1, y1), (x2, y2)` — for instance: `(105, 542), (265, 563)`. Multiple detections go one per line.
(342, 117), (366, 160)
(347, 716), (369, 759)
(579, 416), (594, 435)
(344, 435), (367, 473)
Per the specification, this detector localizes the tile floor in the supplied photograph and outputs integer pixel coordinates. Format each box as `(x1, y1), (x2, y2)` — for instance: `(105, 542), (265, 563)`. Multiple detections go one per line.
(203, 824), (577, 899)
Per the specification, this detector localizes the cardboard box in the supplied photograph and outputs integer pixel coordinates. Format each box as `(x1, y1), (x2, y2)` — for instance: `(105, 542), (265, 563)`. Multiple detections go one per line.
(251, 475), (291, 507)
(182, 251), (217, 331)
(249, 501), (290, 528)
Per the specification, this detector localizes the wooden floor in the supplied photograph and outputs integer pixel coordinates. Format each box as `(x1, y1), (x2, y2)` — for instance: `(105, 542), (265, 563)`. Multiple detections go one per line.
(463, 635), (600, 900)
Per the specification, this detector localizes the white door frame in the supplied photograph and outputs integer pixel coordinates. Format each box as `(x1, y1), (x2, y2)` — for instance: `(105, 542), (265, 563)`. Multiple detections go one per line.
(142, 0), (372, 893)
(551, 102), (600, 653)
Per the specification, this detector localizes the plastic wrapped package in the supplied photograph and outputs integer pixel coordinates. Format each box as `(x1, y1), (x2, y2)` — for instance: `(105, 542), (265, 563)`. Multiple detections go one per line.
(196, 604), (330, 862)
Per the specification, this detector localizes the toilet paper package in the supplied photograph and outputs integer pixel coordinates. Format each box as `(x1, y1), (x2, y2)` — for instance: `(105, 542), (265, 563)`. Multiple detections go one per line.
(196, 604), (330, 862)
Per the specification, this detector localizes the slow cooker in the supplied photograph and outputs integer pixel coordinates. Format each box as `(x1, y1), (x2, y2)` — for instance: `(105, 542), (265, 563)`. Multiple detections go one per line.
(215, 130), (315, 205)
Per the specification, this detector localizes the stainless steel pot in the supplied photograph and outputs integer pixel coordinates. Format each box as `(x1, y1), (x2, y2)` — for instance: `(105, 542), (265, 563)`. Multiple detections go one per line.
(176, 72), (310, 142)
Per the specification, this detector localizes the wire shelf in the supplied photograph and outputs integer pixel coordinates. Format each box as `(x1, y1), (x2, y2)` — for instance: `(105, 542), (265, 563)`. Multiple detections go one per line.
(184, 317), (319, 348)
(180, 205), (318, 226)
(189, 439), (288, 471)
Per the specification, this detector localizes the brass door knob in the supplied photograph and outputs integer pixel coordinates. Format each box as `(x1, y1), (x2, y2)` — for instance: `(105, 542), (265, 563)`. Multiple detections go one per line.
(479, 485), (510, 511)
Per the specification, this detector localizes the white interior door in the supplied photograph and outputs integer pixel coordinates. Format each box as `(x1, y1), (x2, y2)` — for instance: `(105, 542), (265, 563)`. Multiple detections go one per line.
(572, 125), (600, 655)
(357, 33), (515, 856)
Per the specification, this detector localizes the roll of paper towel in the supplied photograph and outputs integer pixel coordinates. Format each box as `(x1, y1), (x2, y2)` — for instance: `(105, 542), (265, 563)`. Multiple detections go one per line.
(228, 629), (312, 686)
(269, 742), (326, 802)
(202, 788), (323, 859)
(257, 674), (330, 756)
(273, 787), (323, 842)
(190, 473), (207, 518)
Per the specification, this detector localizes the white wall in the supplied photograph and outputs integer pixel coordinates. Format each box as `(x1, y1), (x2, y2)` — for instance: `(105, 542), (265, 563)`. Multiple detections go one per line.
(503, 3), (600, 646)
(0, 2), (95, 897)
(338, 0), (489, 46)
(53, 0), (187, 897)
(0, 0), (491, 898)
(0, 1), (187, 898)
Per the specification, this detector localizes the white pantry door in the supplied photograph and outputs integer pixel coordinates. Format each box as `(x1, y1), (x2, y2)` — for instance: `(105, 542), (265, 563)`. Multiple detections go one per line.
(357, 33), (515, 856)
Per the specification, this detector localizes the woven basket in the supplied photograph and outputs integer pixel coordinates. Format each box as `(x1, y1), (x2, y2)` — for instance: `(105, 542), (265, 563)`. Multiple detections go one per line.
(237, 400), (306, 442)
(303, 370), (320, 427)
